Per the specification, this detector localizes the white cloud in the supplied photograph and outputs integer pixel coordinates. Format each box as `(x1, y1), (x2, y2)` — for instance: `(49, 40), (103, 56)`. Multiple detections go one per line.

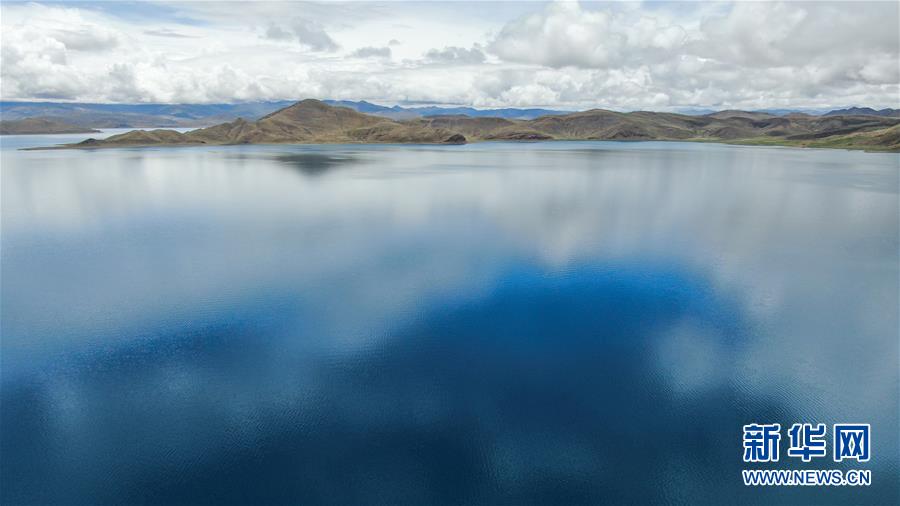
(51, 26), (119, 51)
(0, 1), (896, 110)
(484, 1), (898, 109)
(1, 27), (86, 99)
(351, 46), (392, 59)
(263, 18), (338, 52)
(489, 2), (629, 68)
(424, 46), (486, 65)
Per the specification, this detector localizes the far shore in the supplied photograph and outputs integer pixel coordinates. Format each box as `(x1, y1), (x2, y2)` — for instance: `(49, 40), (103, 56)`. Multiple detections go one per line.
(17, 99), (900, 153)
(22, 136), (900, 154)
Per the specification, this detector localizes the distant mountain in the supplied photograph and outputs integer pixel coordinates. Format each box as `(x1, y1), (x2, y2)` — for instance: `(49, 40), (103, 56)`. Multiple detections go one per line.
(0, 118), (100, 135)
(755, 108), (827, 116)
(322, 100), (419, 120)
(324, 100), (569, 120)
(42, 100), (899, 152)
(825, 107), (900, 117)
(6, 100), (898, 130)
(679, 107), (829, 116)
(2, 100), (566, 127)
(675, 108), (718, 116)
(0, 101), (294, 128)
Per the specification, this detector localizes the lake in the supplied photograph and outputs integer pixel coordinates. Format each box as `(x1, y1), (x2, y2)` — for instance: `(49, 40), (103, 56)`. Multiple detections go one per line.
(1, 133), (898, 505)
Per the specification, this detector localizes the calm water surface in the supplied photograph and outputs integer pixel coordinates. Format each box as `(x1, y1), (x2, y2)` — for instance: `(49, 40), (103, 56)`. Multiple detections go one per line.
(2, 133), (898, 505)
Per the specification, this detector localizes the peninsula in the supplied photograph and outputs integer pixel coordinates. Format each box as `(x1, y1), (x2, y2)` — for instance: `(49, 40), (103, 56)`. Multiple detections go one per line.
(43, 99), (900, 151)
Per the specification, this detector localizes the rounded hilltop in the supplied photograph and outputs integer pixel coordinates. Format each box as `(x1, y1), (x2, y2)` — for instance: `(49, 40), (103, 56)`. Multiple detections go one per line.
(26, 99), (900, 152)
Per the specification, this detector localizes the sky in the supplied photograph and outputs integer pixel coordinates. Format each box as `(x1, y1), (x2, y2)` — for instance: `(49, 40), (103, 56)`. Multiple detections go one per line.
(1, 1), (898, 110)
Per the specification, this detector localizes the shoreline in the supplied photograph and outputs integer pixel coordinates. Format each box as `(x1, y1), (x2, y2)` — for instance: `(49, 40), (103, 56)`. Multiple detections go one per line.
(21, 136), (900, 153)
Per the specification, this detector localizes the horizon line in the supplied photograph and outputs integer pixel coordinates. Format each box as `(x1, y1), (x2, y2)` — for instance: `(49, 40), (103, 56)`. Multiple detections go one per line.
(1, 98), (895, 114)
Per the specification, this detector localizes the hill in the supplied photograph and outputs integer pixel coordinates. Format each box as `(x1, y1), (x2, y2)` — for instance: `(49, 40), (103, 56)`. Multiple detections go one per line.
(415, 109), (900, 148)
(0, 118), (100, 135)
(735, 123), (900, 151)
(68, 100), (466, 147)
(42, 100), (900, 151)
(824, 107), (900, 118)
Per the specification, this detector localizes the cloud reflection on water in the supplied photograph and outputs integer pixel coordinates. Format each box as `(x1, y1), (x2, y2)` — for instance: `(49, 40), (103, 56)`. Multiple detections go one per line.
(1, 141), (897, 504)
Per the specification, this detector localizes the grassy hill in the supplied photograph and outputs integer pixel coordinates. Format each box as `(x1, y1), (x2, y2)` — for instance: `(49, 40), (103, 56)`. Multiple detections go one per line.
(0, 118), (100, 135)
(44, 100), (900, 152)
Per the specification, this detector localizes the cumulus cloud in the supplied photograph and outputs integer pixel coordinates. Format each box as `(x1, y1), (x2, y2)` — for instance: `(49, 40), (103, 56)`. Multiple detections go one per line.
(489, 3), (631, 68)
(485, 1), (898, 107)
(696, 2), (897, 68)
(107, 63), (144, 102)
(263, 18), (338, 51)
(264, 24), (292, 41)
(0, 1), (896, 110)
(51, 27), (119, 51)
(0, 26), (87, 99)
(424, 45), (486, 64)
(485, 3), (689, 68)
(351, 46), (391, 59)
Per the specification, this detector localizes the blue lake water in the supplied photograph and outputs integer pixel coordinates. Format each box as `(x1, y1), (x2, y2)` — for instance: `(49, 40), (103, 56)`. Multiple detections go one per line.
(1, 133), (898, 505)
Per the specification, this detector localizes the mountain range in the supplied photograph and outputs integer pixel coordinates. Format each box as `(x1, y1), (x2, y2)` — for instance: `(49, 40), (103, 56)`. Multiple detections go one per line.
(0, 101), (296, 128)
(322, 100), (569, 120)
(823, 107), (900, 118)
(37, 99), (899, 152)
(0, 100), (565, 128)
(4, 100), (898, 131)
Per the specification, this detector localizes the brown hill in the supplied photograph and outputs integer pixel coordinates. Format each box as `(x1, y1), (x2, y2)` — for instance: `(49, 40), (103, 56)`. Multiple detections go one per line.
(72, 100), (466, 147)
(0, 118), (100, 135)
(50, 101), (900, 151)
